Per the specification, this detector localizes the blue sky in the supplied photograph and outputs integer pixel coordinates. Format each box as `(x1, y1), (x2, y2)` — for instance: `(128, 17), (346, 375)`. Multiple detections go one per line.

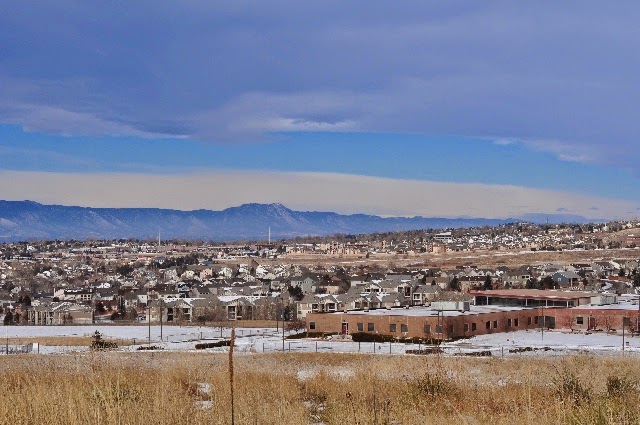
(1, 125), (638, 202)
(1, 2), (640, 218)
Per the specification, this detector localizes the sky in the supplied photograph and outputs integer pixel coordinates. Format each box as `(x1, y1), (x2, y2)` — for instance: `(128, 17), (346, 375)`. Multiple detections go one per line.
(1, 2), (640, 219)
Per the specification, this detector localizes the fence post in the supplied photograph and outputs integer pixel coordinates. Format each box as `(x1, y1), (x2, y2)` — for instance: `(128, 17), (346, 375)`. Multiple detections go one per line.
(315, 341), (318, 353)
(358, 341), (360, 352)
(501, 347), (504, 358)
(262, 342), (265, 352)
(389, 341), (392, 354)
(288, 342), (291, 352)
(374, 343), (376, 354)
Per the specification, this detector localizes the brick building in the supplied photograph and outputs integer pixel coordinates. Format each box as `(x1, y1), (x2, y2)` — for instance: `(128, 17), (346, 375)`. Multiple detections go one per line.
(470, 289), (617, 308)
(553, 304), (640, 332)
(306, 305), (546, 340)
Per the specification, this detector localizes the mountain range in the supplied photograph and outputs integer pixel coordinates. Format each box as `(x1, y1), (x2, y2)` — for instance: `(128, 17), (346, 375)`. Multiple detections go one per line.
(0, 200), (597, 242)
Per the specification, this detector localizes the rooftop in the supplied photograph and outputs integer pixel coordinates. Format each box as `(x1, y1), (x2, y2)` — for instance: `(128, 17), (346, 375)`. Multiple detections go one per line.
(470, 289), (601, 300)
(330, 305), (541, 318)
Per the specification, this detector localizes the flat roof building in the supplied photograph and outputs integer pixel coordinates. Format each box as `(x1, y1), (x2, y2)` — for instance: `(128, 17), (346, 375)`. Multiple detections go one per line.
(306, 305), (547, 340)
(471, 289), (617, 308)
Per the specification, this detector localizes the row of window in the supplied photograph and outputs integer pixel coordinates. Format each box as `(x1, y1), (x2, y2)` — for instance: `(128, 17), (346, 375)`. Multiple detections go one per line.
(354, 322), (410, 333)
(308, 316), (538, 334)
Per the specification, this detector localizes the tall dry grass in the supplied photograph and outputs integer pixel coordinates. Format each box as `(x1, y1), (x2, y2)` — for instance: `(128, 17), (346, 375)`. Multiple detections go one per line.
(0, 352), (638, 424)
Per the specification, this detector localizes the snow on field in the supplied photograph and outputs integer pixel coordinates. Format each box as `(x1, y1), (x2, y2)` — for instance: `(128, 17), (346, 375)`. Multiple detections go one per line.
(2, 325), (274, 342)
(3, 326), (640, 357)
(452, 329), (640, 350)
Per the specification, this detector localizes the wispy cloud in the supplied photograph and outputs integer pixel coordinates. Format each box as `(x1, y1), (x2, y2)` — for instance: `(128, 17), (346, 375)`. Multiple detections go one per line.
(1, 2), (639, 172)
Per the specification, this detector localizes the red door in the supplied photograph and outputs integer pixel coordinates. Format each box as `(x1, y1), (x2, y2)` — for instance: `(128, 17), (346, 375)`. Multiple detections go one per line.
(588, 317), (596, 330)
(341, 322), (349, 335)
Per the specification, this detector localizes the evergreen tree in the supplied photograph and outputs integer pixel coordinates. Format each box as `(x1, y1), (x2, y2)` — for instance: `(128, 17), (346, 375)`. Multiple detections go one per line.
(3, 310), (13, 325)
(483, 275), (493, 290)
(449, 277), (461, 291)
(540, 276), (555, 290)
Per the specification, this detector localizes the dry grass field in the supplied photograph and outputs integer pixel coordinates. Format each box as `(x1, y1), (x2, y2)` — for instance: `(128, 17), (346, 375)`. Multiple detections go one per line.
(0, 352), (639, 424)
(234, 247), (640, 269)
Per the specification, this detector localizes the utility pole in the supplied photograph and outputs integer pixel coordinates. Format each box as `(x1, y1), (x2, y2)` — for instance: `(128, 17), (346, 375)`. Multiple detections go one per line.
(280, 298), (285, 351)
(622, 318), (625, 352)
(541, 305), (544, 343)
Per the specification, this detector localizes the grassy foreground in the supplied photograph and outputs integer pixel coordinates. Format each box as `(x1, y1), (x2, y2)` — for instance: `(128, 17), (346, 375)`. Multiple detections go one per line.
(0, 352), (639, 424)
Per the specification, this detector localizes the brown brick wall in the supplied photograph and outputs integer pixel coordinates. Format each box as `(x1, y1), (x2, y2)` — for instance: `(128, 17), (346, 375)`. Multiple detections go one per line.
(553, 308), (640, 332)
(306, 308), (542, 340)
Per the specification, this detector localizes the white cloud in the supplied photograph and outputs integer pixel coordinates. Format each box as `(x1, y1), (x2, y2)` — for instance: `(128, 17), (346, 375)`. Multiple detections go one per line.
(3, 3), (640, 171)
(0, 170), (636, 219)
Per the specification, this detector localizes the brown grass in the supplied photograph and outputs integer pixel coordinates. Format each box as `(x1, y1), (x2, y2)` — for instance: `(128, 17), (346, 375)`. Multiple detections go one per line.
(220, 247), (640, 269)
(0, 352), (639, 424)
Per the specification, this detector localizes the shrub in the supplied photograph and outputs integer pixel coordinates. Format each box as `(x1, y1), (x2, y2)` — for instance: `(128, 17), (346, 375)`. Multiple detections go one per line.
(606, 375), (636, 398)
(137, 345), (163, 351)
(413, 371), (457, 400)
(553, 368), (591, 405)
(195, 340), (231, 350)
(349, 332), (430, 344)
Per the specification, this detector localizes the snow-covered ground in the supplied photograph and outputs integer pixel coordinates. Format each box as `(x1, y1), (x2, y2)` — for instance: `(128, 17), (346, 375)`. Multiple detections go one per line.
(2, 324), (273, 340)
(3, 326), (640, 357)
(448, 329), (640, 356)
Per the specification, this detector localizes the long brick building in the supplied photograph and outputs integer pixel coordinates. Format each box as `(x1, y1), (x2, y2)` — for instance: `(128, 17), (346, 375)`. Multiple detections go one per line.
(307, 305), (548, 340)
(305, 290), (640, 340)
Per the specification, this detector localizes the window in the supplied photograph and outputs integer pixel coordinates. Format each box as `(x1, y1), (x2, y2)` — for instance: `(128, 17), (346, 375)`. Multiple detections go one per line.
(464, 323), (469, 332)
(576, 316), (584, 325)
(390, 323), (397, 333)
(367, 323), (375, 332)
(507, 319), (512, 327)
(357, 322), (363, 332)
(424, 324), (431, 334)
(493, 321), (498, 329)
(514, 318), (519, 327)
(486, 321), (491, 330)
(401, 324), (408, 333)
(435, 325), (443, 334)
(309, 321), (316, 330)
(527, 317), (532, 325)
(471, 323), (477, 331)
